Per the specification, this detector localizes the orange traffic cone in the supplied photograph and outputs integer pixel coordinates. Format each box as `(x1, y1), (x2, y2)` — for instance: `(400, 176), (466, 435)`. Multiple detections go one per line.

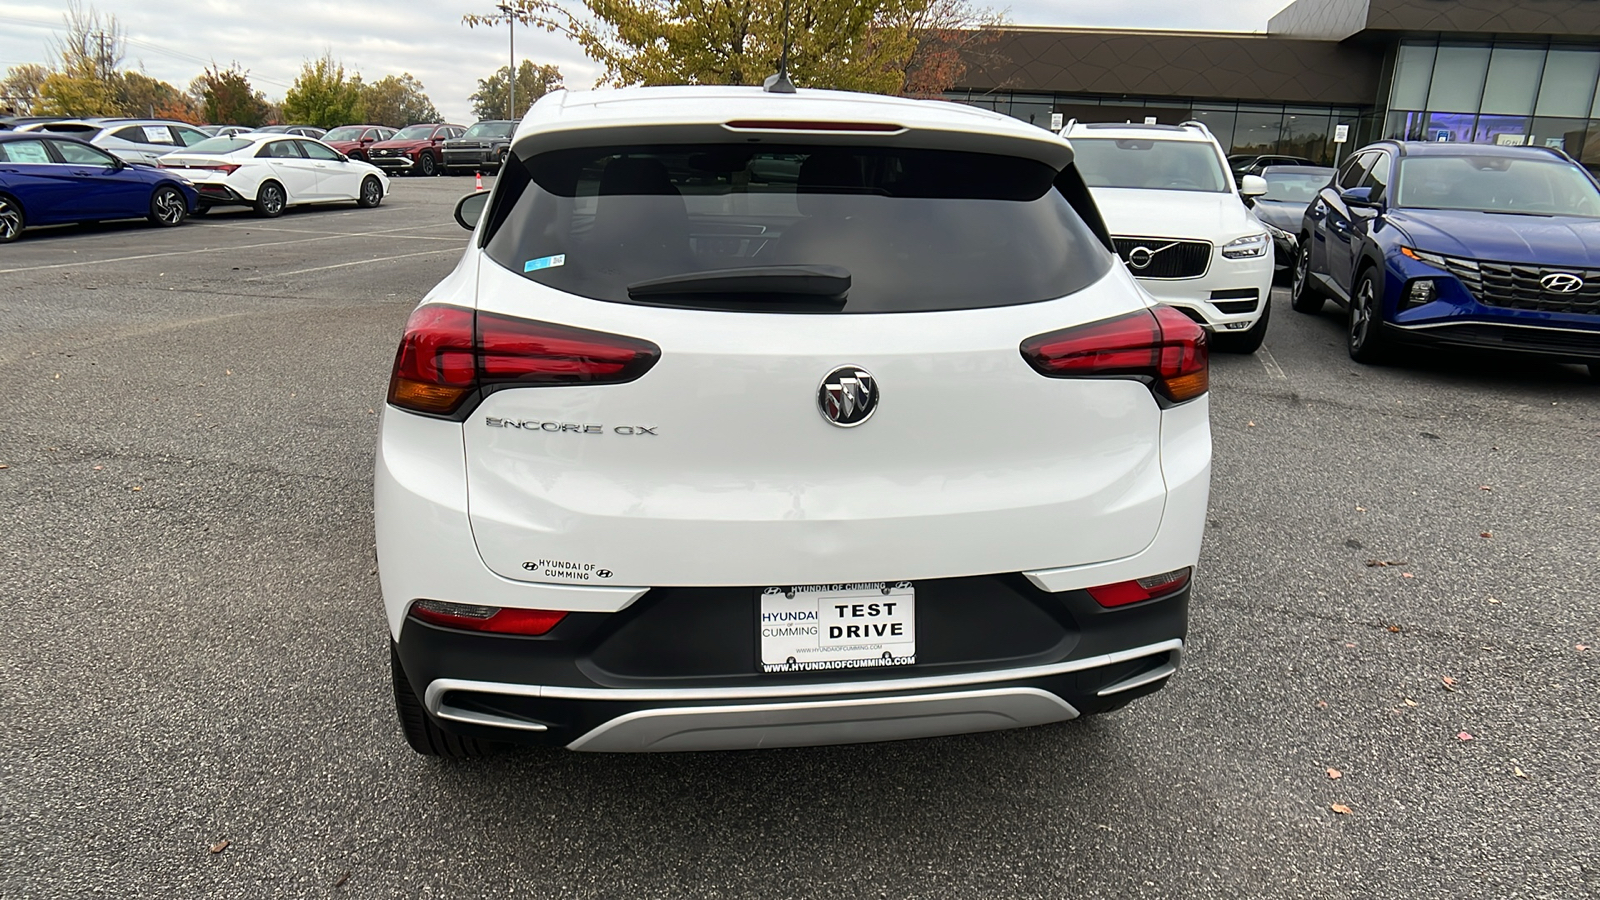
(475, 171), (484, 191)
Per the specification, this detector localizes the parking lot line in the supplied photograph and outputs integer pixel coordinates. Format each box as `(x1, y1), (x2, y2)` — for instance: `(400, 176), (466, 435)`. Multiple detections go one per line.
(1257, 345), (1287, 380)
(0, 224), (459, 275)
(255, 247), (462, 278)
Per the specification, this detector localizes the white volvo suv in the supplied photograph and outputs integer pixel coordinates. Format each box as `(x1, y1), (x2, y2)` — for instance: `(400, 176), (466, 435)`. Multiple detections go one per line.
(1064, 121), (1274, 354)
(377, 85), (1212, 756)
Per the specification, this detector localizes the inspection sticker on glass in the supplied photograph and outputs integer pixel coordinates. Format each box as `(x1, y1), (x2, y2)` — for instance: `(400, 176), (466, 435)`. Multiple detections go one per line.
(524, 254), (566, 272)
(759, 582), (915, 673)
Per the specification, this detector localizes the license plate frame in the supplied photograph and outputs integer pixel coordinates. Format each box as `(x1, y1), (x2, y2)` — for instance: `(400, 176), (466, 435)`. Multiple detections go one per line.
(758, 582), (916, 674)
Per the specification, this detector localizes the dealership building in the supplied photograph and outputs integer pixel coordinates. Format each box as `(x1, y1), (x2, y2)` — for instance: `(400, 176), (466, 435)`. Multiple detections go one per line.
(947, 0), (1600, 168)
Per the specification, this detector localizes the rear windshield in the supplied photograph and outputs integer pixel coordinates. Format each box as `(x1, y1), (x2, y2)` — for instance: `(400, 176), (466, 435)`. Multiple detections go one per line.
(481, 144), (1111, 313)
(1261, 168), (1333, 202)
(1396, 155), (1600, 217)
(1071, 138), (1231, 193)
(465, 122), (513, 138)
(185, 137), (251, 155)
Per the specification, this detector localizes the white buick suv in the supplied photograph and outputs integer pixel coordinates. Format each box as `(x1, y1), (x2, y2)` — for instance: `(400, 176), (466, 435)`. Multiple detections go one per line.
(377, 86), (1212, 756)
(1064, 120), (1274, 353)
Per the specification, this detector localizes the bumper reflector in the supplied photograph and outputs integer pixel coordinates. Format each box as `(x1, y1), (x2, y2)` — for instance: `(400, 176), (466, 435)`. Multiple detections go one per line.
(409, 599), (567, 635)
(1086, 568), (1192, 608)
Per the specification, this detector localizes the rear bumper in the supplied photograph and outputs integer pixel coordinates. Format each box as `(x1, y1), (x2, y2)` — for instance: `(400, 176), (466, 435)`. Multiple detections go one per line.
(192, 182), (250, 207)
(395, 587), (1186, 751)
(1385, 319), (1600, 363)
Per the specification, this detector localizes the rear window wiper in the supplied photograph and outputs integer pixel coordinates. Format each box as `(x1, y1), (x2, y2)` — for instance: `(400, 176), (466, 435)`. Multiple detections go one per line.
(627, 265), (851, 303)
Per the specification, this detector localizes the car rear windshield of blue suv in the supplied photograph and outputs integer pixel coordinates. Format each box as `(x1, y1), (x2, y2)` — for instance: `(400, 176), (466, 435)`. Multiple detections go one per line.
(480, 144), (1112, 313)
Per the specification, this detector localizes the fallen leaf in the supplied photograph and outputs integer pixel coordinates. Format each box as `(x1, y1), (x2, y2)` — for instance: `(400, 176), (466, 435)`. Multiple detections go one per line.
(1479, 485), (1492, 491)
(1404, 698), (1418, 707)
(1355, 506), (1366, 512)
(1387, 624), (1401, 633)
(93, 465), (102, 470)
(209, 839), (230, 854)
(333, 871), (350, 887)
(1480, 532), (1493, 538)
(1315, 699), (1328, 709)
(1343, 642), (1356, 648)
(1457, 731), (1474, 741)
(1247, 421), (1256, 427)
(1365, 560), (1409, 568)
(1330, 803), (1352, 815)
(1401, 572), (1414, 579)
(225, 370), (233, 376)
(0, 464), (8, 469)
(1441, 676), (1458, 691)
(1577, 644), (1589, 652)
(1514, 766), (1528, 779)
(1326, 767), (1342, 780)
(131, 486), (143, 492)
(1488, 597), (1500, 604)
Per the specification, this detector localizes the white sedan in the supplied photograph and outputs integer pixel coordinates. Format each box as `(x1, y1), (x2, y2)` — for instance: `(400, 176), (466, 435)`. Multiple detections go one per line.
(157, 133), (389, 217)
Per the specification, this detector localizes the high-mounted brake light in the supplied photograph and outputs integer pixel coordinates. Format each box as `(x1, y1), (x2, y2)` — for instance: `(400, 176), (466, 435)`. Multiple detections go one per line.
(409, 599), (567, 635)
(386, 304), (660, 418)
(1085, 568), (1192, 608)
(1019, 306), (1208, 403)
(723, 120), (904, 133)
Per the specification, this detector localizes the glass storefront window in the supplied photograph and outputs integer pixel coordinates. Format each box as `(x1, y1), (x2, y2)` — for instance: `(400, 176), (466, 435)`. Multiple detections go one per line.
(1189, 106), (1237, 149)
(1536, 49), (1600, 117)
(1423, 111), (1477, 143)
(1281, 111), (1333, 162)
(1233, 108), (1285, 155)
(1480, 46), (1544, 115)
(1473, 115), (1533, 145)
(1529, 116), (1588, 158)
(1391, 42), (1437, 110)
(1427, 45), (1492, 113)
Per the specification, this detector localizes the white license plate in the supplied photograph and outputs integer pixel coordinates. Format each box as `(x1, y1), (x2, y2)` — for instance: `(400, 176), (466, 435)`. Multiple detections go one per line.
(759, 582), (915, 673)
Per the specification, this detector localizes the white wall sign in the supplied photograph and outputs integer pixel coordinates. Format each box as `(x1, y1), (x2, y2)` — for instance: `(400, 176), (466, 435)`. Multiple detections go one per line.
(1333, 124), (1349, 143)
(1050, 112), (1063, 131)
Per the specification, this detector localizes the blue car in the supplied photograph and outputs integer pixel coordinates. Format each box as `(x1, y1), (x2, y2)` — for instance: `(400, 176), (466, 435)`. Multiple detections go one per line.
(1291, 140), (1600, 378)
(0, 132), (196, 243)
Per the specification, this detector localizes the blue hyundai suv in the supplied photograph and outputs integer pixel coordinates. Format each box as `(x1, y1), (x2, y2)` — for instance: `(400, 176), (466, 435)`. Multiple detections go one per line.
(1291, 141), (1600, 378)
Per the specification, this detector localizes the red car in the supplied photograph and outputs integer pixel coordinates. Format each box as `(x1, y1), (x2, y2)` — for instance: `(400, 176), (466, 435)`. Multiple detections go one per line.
(321, 125), (398, 161)
(365, 123), (464, 177)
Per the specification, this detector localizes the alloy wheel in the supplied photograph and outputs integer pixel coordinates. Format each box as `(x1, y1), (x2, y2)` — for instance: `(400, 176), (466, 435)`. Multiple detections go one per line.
(154, 189), (185, 225)
(1350, 278), (1373, 352)
(1292, 248), (1309, 301)
(0, 198), (19, 241)
(263, 186), (284, 215)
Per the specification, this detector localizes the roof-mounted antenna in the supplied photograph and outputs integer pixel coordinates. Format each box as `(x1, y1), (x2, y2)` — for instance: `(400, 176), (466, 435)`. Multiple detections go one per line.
(763, 0), (797, 93)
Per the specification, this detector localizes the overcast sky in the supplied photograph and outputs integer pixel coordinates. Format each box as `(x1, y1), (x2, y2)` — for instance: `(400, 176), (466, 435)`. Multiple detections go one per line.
(0, 0), (1290, 124)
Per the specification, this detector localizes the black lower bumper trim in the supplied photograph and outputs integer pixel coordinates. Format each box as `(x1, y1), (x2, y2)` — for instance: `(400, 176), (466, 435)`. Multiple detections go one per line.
(1388, 321), (1600, 362)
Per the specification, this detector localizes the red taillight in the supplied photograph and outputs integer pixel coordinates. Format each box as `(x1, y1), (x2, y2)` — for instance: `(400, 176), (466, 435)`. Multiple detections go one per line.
(162, 162), (240, 174)
(386, 304), (660, 417)
(1019, 306), (1208, 403)
(1085, 568), (1192, 608)
(409, 600), (567, 635)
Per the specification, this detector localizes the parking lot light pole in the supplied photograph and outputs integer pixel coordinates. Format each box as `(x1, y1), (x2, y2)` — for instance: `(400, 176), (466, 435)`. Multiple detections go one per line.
(498, 3), (516, 121)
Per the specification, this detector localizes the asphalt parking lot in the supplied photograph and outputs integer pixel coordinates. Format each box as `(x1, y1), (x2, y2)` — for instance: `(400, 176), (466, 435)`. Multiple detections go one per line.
(1, 177), (1597, 899)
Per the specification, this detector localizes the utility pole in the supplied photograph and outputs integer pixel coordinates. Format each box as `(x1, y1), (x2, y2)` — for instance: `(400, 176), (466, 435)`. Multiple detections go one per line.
(497, 3), (516, 121)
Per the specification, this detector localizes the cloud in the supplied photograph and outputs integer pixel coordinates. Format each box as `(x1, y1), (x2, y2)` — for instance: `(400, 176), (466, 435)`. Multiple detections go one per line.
(2, 0), (1295, 122)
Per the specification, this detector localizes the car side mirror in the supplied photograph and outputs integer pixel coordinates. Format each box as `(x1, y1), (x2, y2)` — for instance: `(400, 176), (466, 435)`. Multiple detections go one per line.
(454, 191), (490, 230)
(1239, 174), (1268, 201)
(1340, 186), (1380, 209)
(111, 157), (126, 171)
(337, 152), (348, 162)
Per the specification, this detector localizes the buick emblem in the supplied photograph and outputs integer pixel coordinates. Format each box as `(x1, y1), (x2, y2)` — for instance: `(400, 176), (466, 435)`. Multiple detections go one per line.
(818, 366), (878, 427)
(1540, 272), (1584, 293)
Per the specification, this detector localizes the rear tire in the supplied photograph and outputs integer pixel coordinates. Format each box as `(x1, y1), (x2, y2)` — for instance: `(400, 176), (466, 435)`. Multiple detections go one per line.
(0, 193), (24, 243)
(148, 184), (187, 227)
(1289, 241), (1324, 314)
(357, 176), (383, 209)
(418, 152), (437, 177)
(391, 644), (504, 758)
(1210, 299), (1270, 354)
(1348, 266), (1392, 364)
(254, 181), (286, 218)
